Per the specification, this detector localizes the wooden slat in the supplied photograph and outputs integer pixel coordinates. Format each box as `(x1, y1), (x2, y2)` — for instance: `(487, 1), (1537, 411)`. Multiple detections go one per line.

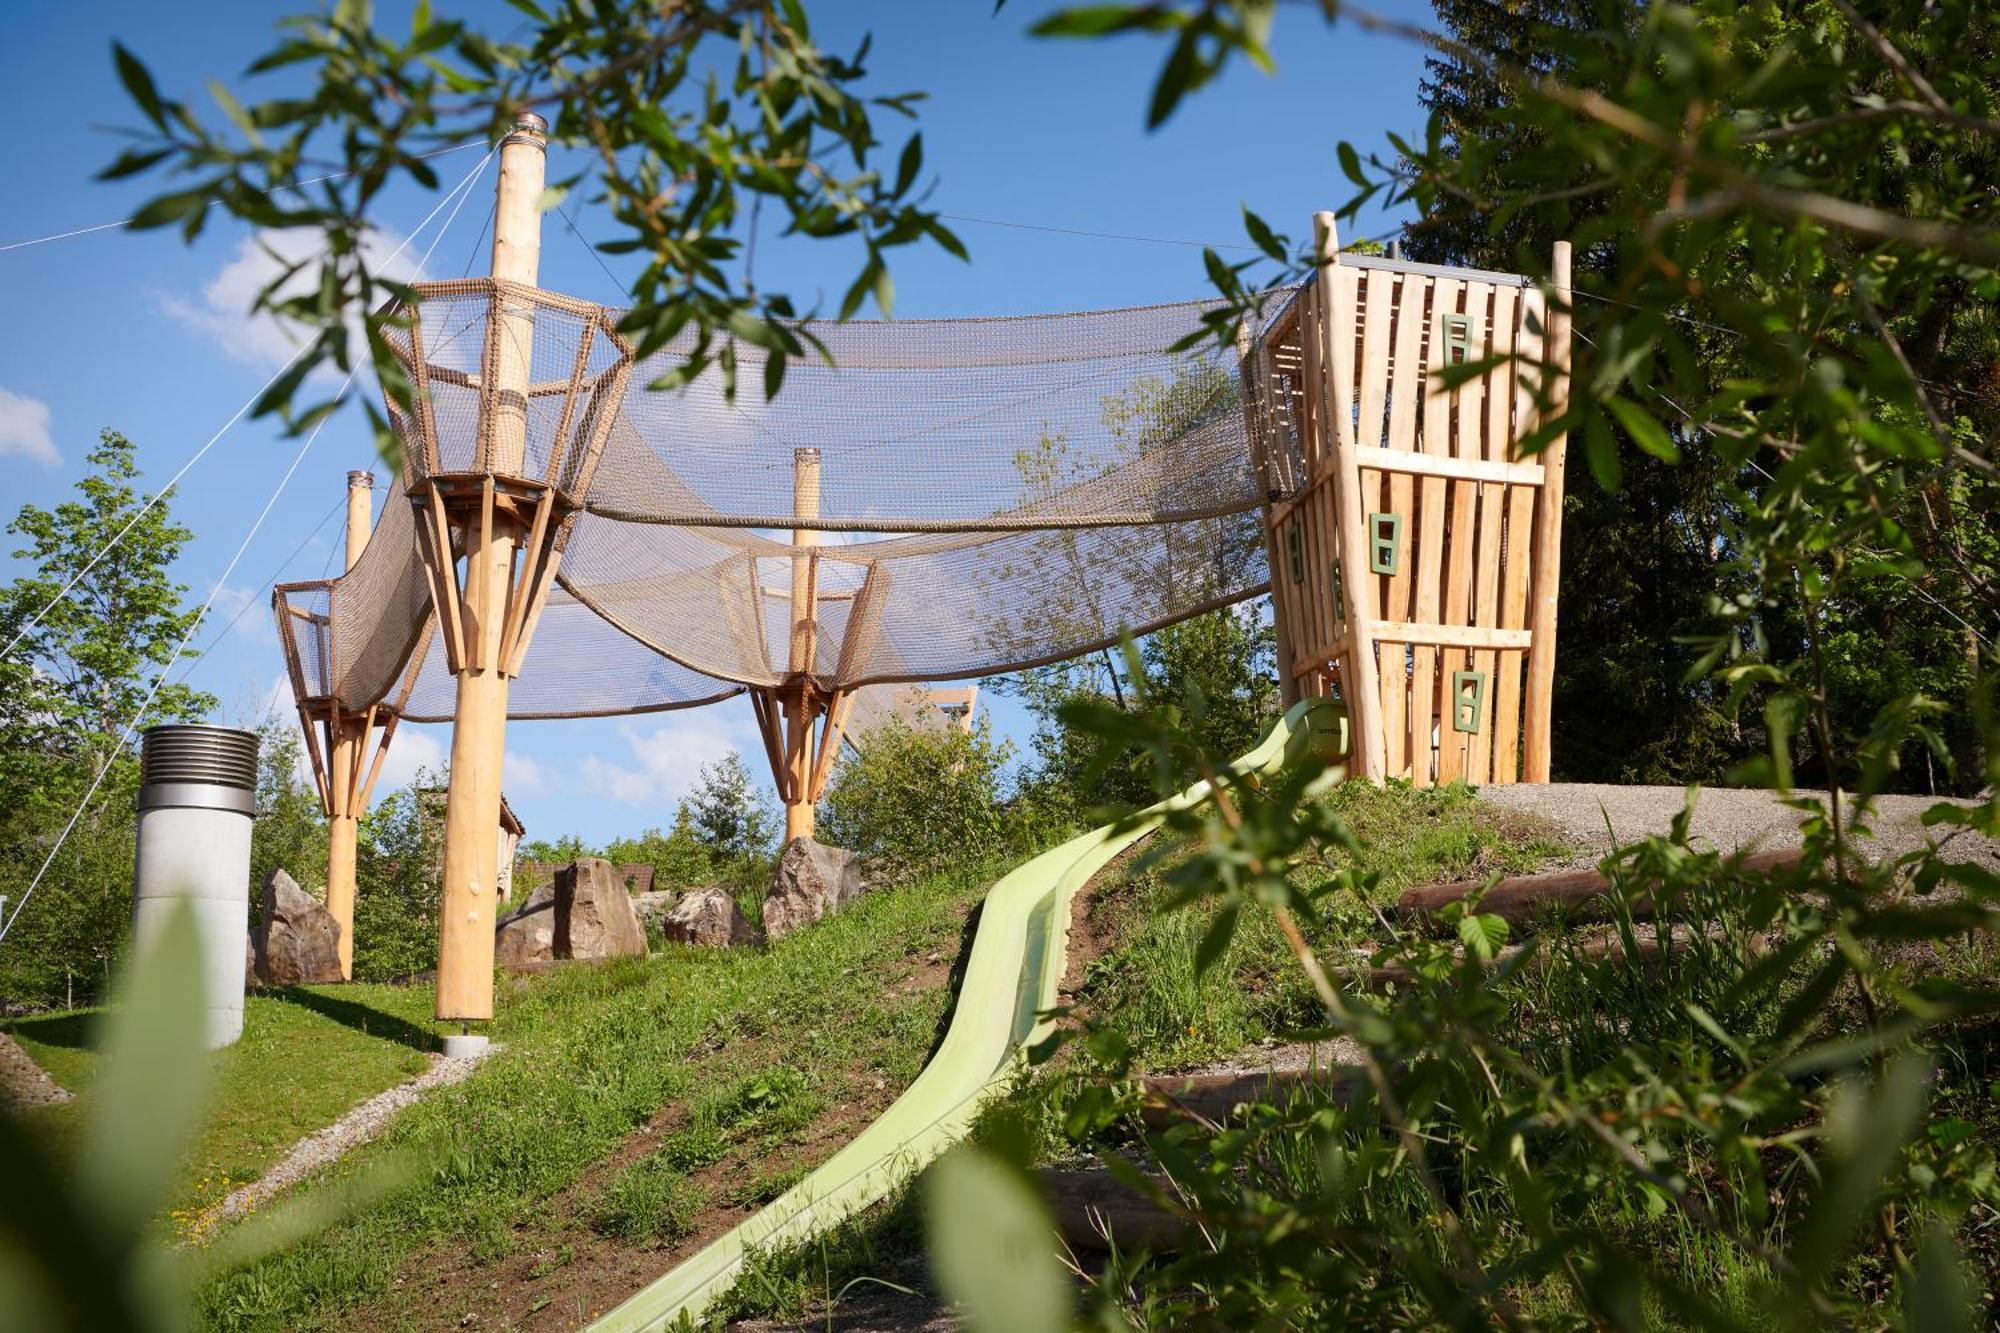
(1358, 448), (1543, 485)
(417, 488), (468, 673)
(355, 712), (401, 812)
(1467, 285), (1514, 783)
(1524, 244), (1572, 782)
(1409, 274), (1458, 787)
(1493, 292), (1541, 783)
(497, 489), (555, 671)
(1436, 279), (1480, 786)
(1368, 621), (1532, 649)
(1317, 216), (1386, 781)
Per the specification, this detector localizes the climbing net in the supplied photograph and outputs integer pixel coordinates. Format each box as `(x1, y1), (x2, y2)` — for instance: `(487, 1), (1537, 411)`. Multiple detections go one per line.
(276, 280), (1290, 721)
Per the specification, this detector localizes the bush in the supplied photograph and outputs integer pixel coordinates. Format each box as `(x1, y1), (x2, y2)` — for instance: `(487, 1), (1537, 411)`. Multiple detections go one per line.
(820, 714), (1016, 878)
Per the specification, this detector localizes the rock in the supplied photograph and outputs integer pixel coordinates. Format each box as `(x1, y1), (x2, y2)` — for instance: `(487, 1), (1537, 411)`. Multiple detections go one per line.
(762, 837), (865, 940)
(254, 869), (344, 986)
(554, 858), (648, 960)
(494, 883), (557, 970)
(630, 889), (680, 935)
(661, 886), (760, 948)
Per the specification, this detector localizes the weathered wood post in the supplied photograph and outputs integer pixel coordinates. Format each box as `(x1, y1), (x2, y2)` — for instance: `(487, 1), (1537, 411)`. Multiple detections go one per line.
(1523, 240), (1572, 782)
(323, 468), (374, 978)
(433, 112), (546, 1046)
(1315, 211), (1387, 782)
(783, 447), (823, 842)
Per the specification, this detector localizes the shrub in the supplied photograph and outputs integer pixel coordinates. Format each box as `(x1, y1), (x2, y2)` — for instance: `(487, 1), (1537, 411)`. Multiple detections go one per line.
(820, 714), (1015, 877)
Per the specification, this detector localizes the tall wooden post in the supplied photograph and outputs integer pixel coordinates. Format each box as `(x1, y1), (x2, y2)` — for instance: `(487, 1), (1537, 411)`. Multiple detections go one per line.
(1316, 212), (1387, 781)
(1523, 240), (1572, 782)
(784, 448), (822, 842)
(324, 469), (374, 979)
(434, 112), (546, 1039)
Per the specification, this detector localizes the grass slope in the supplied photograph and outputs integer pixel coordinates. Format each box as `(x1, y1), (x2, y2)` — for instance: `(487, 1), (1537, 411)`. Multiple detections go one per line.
(189, 856), (1003, 1332)
(5, 985), (444, 1232)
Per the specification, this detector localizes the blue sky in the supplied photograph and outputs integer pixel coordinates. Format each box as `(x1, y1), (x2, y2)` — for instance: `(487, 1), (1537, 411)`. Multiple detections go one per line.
(0, 0), (1431, 846)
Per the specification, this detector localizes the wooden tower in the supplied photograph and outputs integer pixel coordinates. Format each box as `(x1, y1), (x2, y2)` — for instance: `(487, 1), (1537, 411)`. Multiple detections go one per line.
(1251, 215), (1572, 785)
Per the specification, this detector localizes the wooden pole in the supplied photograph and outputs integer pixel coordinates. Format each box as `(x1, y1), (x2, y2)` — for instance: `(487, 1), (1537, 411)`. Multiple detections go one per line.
(784, 447), (822, 843)
(435, 113), (545, 1029)
(1523, 240), (1571, 783)
(1238, 322), (1300, 708)
(1316, 212), (1387, 781)
(324, 469), (373, 979)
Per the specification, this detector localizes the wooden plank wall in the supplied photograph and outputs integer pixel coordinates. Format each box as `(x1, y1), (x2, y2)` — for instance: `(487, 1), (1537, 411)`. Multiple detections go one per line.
(1258, 239), (1566, 786)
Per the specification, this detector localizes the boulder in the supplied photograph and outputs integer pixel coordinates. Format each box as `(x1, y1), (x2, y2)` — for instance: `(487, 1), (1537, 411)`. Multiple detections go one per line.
(762, 837), (865, 940)
(253, 869), (344, 986)
(661, 886), (760, 948)
(630, 890), (680, 935)
(494, 883), (557, 970)
(554, 858), (648, 960)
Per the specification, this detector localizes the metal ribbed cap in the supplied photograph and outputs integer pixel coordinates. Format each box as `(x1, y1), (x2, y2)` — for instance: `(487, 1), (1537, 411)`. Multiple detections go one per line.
(140, 725), (260, 793)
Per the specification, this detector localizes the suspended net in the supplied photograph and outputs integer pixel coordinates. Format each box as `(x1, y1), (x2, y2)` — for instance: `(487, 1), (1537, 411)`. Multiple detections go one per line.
(276, 278), (1298, 720)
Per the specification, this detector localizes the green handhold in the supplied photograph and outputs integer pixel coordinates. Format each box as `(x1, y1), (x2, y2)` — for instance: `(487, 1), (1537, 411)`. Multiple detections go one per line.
(1451, 669), (1487, 734)
(1442, 313), (1472, 363)
(1286, 525), (1304, 584)
(1367, 512), (1402, 576)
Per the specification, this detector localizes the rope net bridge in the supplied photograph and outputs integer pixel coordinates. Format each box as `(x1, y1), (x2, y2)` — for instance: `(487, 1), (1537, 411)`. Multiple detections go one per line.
(270, 120), (1569, 1030)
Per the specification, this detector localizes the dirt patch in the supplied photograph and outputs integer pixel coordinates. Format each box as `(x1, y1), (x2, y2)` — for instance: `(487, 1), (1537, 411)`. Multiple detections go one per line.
(728, 1259), (956, 1332)
(0, 1032), (71, 1109)
(1058, 835), (1156, 1011)
(346, 973), (962, 1331)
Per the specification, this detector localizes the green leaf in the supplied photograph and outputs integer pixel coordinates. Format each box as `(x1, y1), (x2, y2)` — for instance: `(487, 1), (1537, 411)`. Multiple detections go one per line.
(96, 146), (174, 182)
(924, 1149), (1068, 1333)
(895, 133), (924, 197)
(1337, 141), (1368, 188)
(1242, 207), (1285, 261)
(1457, 911), (1509, 962)
(1031, 6), (1178, 37)
(78, 900), (209, 1236)
(1194, 903), (1239, 977)
(1605, 396), (1681, 462)
(113, 42), (167, 129)
(127, 187), (210, 231)
(1906, 1220), (1974, 1332)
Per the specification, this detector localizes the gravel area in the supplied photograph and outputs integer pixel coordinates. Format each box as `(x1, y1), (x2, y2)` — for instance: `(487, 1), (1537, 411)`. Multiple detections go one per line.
(0, 1032), (73, 1108)
(1477, 784), (1997, 876)
(193, 1045), (495, 1236)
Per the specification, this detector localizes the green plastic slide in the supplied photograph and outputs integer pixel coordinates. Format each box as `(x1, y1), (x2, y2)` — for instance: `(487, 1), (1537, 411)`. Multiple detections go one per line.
(592, 699), (1345, 1331)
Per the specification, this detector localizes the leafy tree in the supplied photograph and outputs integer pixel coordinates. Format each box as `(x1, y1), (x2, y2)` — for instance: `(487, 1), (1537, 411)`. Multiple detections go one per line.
(1012, 603), (1277, 814)
(106, 0), (966, 436)
(821, 712), (1018, 877)
(0, 431), (216, 1009)
(351, 776), (444, 981)
(249, 721), (329, 907)
(602, 805), (715, 891)
(687, 751), (777, 862)
(0, 430), (212, 749)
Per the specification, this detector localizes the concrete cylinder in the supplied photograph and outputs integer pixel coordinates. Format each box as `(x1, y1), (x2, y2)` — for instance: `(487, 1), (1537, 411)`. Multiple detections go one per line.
(133, 724), (259, 1049)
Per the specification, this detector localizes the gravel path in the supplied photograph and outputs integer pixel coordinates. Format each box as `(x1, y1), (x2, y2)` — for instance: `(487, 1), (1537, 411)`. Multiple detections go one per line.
(1477, 783), (1997, 876)
(193, 1045), (495, 1236)
(0, 1032), (73, 1109)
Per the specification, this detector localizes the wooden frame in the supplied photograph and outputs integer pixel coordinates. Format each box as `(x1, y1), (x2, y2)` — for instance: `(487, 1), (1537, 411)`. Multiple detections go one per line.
(1257, 219), (1571, 786)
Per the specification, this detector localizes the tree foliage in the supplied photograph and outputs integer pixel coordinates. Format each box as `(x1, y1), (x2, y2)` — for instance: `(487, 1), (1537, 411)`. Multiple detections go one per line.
(105, 0), (966, 440)
(821, 711), (1019, 878)
(0, 432), (216, 1010)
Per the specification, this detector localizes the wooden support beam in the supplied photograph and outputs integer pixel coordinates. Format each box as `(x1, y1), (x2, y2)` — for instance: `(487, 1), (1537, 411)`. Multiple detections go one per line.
(1392, 848), (1806, 929)
(324, 469), (375, 981)
(435, 112), (546, 1028)
(1316, 213), (1387, 782)
(1523, 241), (1572, 783)
(783, 448), (823, 842)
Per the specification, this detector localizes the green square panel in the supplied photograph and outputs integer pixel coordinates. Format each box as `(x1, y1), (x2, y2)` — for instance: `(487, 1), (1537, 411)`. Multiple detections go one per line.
(1367, 512), (1402, 576)
(1451, 669), (1487, 734)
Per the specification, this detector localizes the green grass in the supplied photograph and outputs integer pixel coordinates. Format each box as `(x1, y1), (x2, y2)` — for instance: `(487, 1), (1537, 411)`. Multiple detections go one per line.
(1077, 779), (1565, 1068)
(183, 856), (1002, 1331)
(5, 984), (445, 1230)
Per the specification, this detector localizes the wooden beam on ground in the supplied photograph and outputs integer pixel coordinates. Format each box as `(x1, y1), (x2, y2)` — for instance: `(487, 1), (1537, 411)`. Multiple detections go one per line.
(1391, 848), (1807, 929)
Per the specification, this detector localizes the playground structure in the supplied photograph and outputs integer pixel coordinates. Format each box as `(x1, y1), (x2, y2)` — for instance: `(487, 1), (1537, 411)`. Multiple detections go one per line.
(271, 113), (1572, 1039)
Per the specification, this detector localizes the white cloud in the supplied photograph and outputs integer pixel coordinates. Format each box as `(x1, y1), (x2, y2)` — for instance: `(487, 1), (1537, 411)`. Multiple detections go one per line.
(158, 226), (423, 376)
(505, 750), (548, 797)
(581, 710), (765, 808)
(0, 387), (58, 465)
(208, 582), (276, 645)
(373, 724), (446, 798)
